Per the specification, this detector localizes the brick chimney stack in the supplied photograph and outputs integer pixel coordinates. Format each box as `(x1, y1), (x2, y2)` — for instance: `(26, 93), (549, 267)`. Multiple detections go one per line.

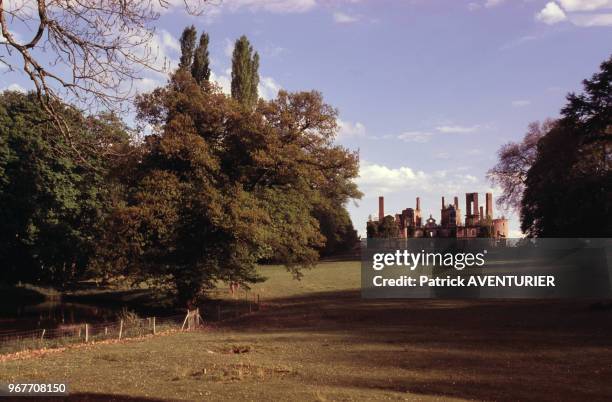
(442, 196), (445, 209)
(416, 197), (420, 211)
(378, 196), (384, 221)
(486, 192), (493, 220)
(454, 196), (459, 209)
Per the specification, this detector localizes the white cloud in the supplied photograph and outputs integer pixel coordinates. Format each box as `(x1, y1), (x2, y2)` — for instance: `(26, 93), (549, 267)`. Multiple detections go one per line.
(224, 38), (235, 58)
(263, 45), (286, 58)
(221, 0), (317, 13)
(2, 83), (26, 93)
(466, 149), (483, 156)
(132, 29), (181, 74)
(398, 131), (433, 143)
(536, 2), (569, 24)
(134, 77), (164, 93)
(333, 12), (359, 23)
(356, 161), (429, 193)
(210, 69), (232, 94)
(536, 0), (612, 26)
(155, 0), (318, 14)
(484, 0), (505, 8)
(435, 125), (480, 133)
(396, 124), (482, 143)
(468, 0), (504, 10)
(558, 0), (612, 11)
(511, 99), (531, 107)
(570, 12), (612, 25)
(158, 30), (181, 53)
(337, 119), (366, 138)
(209, 68), (281, 99)
(258, 76), (282, 100)
(499, 35), (538, 51)
(356, 161), (494, 196)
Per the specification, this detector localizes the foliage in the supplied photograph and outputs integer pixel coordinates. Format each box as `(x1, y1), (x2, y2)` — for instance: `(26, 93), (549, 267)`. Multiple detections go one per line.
(314, 206), (359, 256)
(367, 216), (399, 238)
(0, 91), (131, 286)
(0, 31), (361, 304)
(231, 36), (260, 109)
(98, 69), (362, 305)
(487, 119), (555, 212)
(191, 32), (211, 85)
(178, 26), (198, 70)
(520, 55), (611, 237)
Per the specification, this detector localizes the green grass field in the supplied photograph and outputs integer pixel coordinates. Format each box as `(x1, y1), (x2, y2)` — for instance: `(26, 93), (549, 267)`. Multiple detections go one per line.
(2, 261), (612, 401)
(209, 260), (361, 301)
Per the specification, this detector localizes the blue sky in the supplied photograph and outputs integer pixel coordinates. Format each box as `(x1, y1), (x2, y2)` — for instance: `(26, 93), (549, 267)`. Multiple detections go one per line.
(2, 0), (612, 237)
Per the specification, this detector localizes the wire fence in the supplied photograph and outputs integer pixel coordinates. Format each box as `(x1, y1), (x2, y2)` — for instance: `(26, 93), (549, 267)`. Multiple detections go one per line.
(0, 313), (187, 356)
(0, 290), (265, 356)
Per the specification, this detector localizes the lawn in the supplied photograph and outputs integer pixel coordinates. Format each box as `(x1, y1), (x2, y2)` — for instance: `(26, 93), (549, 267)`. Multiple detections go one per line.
(1, 261), (612, 401)
(209, 260), (361, 301)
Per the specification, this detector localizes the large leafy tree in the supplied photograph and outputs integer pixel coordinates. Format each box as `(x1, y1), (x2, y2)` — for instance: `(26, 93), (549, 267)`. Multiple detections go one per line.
(521, 55), (611, 237)
(231, 36), (260, 109)
(0, 91), (131, 286)
(108, 70), (360, 306)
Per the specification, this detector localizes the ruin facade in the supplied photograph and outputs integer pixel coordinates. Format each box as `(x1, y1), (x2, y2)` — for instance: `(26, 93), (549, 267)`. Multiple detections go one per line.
(369, 192), (508, 239)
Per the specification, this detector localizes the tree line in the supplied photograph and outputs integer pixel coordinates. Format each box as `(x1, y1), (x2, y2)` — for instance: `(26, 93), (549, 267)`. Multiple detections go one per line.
(489, 54), (611, 237)
(0, 28), (360, 306)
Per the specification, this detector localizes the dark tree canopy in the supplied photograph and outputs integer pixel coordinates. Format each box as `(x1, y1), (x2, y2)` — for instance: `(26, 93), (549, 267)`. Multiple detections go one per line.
(367, 216), (399, 239)
(520, 55), (611, 237)
(0, 91), (131, 286)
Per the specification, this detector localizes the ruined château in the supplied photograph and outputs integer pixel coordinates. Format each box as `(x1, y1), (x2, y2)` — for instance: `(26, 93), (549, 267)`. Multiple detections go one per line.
(368, 192), (508, 239)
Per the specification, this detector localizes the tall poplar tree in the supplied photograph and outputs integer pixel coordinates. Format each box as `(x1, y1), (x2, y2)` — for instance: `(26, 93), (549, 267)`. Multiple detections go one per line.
(191, 32), (211, 85)
(231, 35), (259, 108)
(178, 25), (197, 70)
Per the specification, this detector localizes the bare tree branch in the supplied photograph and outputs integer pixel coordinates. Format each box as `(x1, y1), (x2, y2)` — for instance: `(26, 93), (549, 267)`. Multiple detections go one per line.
(0, 0), (211, 136)
(487, 119), (557, 212)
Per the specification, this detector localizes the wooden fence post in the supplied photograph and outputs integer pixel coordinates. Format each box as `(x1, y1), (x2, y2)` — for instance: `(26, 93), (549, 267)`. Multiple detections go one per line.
(118, 320), (123, 340)
(181, 310), (189, 331)
(152, 317), (156, 335)
(85, 323), (89, 343)
(40, 329), (45, 341)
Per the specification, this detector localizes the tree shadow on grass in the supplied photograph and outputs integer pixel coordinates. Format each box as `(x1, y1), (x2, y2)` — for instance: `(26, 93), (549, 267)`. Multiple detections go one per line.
(222, 290), (612, 401)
